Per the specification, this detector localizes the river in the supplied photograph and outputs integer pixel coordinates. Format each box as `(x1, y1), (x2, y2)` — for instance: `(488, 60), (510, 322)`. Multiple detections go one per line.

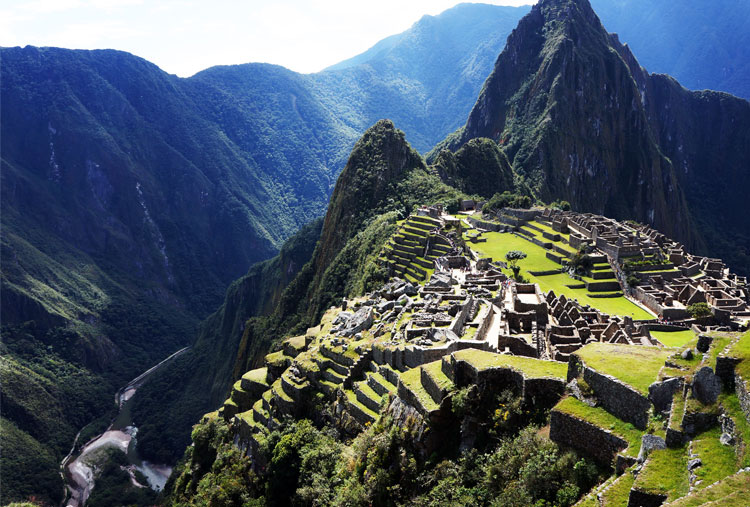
(62, 347), (189, 507)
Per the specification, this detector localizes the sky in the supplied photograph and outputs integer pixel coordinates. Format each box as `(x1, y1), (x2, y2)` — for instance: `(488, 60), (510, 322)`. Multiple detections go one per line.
(0, 0), (536, 77)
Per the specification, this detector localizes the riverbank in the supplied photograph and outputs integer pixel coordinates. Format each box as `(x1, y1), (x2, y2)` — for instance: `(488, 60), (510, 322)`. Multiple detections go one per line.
(61, 347), (189, 506)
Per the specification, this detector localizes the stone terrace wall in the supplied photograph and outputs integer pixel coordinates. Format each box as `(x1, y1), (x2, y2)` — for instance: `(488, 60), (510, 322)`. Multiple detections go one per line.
(549, 410), (628, 467)
(568, 355), (651, 429)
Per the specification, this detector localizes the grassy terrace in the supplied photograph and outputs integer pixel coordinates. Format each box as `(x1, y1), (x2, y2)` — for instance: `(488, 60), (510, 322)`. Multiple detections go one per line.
(650, 329), (697, 348)
(633, 446), (689, 501)
(666, 471), (750, 506)
(467, 229), (653, 319)
(600, 470), (636, 506)
(692, 426), (738, 490)
(242, 367), (269, 385)
(452, 349), (568, 379)
(720, 393), (750, 468)
(422, 360), (454, 391)
(574, 343), (673, 396)
(554, 397), (643, 456)
(726, 330), (750, 379)
(399, 367), (440, 412)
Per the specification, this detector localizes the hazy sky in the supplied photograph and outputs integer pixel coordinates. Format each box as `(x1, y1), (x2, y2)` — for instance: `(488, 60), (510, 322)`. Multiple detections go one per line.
(0, 0), (536, 77)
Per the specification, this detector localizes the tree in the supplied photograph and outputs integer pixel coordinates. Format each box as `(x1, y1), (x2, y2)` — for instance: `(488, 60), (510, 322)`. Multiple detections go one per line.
(687, 303), (712, 319)
(505, 250), (527, 280)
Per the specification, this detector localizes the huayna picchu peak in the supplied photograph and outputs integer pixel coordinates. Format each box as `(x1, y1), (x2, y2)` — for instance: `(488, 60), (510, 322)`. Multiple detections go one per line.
(2, 0), (749, 505)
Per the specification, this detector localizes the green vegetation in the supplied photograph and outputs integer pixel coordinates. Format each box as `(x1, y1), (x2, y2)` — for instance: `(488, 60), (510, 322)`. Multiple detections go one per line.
(467, 230), (653, 319)
(600, 469), (636, 506)
(86, 449), (159, 507)
(665, 471), (750, 507)
(687, 302), (713, 319)
(482, 191), (533, 212)
(650, 329), (696, 348)
(400, 367), (440, 412)
(453, 349), (568, 379)
(633, 446), (689, 500)
(691, 426), (738, 490)
(720, 393), (750, 468)
(574, 343), (673, 395)
(554, 397), (643, 456)
(169, 416), (600, 507)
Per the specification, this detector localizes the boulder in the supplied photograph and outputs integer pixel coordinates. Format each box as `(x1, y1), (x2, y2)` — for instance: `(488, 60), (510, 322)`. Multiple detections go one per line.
(688, 458), (703, 471)
(681, 348), (694, 360)
(333, 311), (353, 326)
(637, 434), (666, 463)
(696, 334), (713, 353)
(403, 283), (418, 296)
(648, 377), (683, 414)
(692, 367), (722, 405)
(341, 307), (374, 337)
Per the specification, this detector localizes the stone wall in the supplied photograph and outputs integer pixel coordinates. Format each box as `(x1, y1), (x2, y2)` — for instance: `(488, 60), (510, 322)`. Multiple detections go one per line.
(736, 372), (750, 425)
(568, 355), (651, 429)
(549, 410), (628, 467)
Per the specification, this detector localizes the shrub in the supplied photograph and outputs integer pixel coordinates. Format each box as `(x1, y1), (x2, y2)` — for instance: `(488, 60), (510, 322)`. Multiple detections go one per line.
(687, 303), (712, 319)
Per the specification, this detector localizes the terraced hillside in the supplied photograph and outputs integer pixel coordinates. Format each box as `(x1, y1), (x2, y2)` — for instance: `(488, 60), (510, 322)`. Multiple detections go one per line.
(172, 205), (748, 507)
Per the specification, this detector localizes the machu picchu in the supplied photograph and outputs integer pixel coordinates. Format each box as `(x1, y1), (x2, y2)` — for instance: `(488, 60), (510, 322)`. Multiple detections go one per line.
(5, 0), (750, 505)
(203, 201), (750, 507)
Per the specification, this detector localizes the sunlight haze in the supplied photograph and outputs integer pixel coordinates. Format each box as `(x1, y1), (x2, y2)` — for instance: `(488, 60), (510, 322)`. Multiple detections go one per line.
(0, 0), (536, 76)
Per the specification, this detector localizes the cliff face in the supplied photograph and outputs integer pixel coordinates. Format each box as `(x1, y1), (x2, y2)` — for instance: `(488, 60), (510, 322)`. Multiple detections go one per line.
(440, 0), (749, 273)
(444, 0), (692, 245)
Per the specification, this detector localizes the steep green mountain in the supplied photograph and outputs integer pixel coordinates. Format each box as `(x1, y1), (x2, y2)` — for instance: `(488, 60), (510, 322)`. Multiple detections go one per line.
(433, 0), (750, 275)
(0, 6), (525, 501)
(133, 121), (468, 463)
(591, 0), (750, 101)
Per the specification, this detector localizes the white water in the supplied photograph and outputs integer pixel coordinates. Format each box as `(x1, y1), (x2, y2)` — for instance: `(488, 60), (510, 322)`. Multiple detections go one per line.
(62, 347), (188, 506)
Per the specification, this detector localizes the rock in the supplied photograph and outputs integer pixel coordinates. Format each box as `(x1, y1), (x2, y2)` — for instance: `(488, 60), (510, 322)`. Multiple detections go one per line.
(696, 334), (713, 353)
(692, 366), (722, 405)
(648, 378), (683, 414)
(681, 348), (694, 360)
(688, 458), (703, 471)
(720, 432), (735, 446)
(340, 307), (374, 337)
(377, 300), (395, 313)
(403, 283), (418, 296)
(333, 311), (353, 326)
(637, 434), (666, 463)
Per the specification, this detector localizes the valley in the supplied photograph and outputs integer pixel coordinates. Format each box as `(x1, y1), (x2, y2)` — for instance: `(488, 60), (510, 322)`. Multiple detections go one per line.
(2, 0), (750, 505)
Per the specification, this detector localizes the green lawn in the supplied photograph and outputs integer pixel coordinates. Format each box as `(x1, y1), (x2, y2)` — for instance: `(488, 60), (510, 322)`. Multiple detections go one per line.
(633, 446), (689, 501)
(452, 348), (568, 379)
(726, 330), (750, 380)
(692, 426), (739, 490)
(467, 230), (653, 319)
(666, 470), (750, 507)
(574, 343), (673, 396)
(468, 231), (562, 272)
(650, 330), (696, 348)
(554, 396), (643, 456)
(399, 367), (439, 412)
(600, 470), (636, 505)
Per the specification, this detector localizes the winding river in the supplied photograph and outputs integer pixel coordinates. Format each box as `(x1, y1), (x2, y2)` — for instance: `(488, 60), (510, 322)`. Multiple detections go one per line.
(61, 347), (190, 507)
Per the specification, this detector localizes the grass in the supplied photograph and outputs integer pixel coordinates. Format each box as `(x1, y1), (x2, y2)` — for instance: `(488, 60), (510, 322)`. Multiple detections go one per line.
(421, 360), (454, 391)
(651, 330), (697, 348)
(633, 445), (689, 500)
(355, 381), (383, 405)
(720, 393), (750, 468)
(574, 343), (673, 396)
(399, 367), (440, 412)
(666, 470), (750, 506)
(343, 389), (379, 419)
(466, 230), (653, 319)
(726, 330), (750, 380)
(452, 348), (568, 379)
(600, 469), (636, 506)
(669, 391), (686, 431)
(691, 426), (738, 490)
(242, 367), (269, 385)
(707, 334), (735, 369)
(554, 397), (643, 456)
